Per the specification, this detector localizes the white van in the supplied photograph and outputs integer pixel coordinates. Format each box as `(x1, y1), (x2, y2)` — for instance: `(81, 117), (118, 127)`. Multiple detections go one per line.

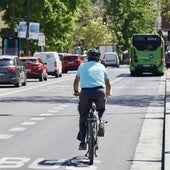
(33, 52), (62, 77)
(101, 52), (120, 67)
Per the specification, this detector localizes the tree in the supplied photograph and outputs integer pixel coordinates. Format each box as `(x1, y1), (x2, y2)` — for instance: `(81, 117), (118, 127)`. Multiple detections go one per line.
(0, 0), (83, 54)
(82, 20), (113, 49)
(73, 0), (114, 52)
(103, 0), (160, 52)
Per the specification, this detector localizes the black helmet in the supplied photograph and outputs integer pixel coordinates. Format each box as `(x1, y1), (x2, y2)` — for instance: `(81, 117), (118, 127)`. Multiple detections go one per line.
(87, 48), (101, 61)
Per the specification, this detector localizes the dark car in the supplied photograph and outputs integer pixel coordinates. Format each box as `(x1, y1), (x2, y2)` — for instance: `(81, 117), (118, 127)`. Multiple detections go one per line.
(20, 56), (48, 81)
(62, 54), (83, 73)
(0, 55), (27, 87)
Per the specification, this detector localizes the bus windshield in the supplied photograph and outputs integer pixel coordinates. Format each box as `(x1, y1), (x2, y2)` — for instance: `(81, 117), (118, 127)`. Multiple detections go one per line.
(132, 34), (161, 51)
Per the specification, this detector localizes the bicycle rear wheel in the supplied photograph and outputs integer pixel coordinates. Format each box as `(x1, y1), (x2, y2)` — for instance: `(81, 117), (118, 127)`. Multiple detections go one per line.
(88, 125), (94, 165)
(88, 122), (96, 165)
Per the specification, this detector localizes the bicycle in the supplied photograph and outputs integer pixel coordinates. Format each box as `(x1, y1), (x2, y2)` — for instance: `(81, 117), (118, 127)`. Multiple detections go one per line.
(73, 93), (108, 165)
(85, 101), (99, 165)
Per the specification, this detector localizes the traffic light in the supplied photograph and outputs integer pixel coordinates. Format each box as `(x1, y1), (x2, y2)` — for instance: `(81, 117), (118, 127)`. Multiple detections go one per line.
(103, 17), (107, 25)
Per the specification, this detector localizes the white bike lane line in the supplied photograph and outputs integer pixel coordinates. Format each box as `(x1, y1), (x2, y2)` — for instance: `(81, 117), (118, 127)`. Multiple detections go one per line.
(0, 104), (70, 140)
(0, 76), (74, 141)
(0, 77), (74, 98)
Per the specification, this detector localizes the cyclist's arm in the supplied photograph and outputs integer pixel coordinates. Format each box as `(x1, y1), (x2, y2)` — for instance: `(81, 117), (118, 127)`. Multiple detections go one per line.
(73, 75), (80, 96)
(105, 78), (111, 97)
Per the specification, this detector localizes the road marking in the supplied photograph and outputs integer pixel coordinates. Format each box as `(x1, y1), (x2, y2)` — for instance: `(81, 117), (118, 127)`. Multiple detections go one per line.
(0, 157), (30, 168)
(39, 113), (53, 117)
(52, 108), (64, 110)
(0, 157), (100, 169)
(65, 157), (99, 169)
(59, 105), (69, 107)
(28, 158), (63, 169)
(9, 127), (26, 132)
(0, 77), (74, 97)
(47, 110), (59, 113)
(21, 122), (37, 126)
(0, 134), (13, 139)
(30, 117), (45, 121)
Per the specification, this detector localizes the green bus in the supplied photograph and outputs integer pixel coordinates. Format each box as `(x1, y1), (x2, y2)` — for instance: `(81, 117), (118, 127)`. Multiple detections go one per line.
(129, 34), (165, 76)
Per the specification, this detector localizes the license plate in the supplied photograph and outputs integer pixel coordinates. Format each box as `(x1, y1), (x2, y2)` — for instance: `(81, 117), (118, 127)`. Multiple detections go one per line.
(68, 62), (74, 64)
(143, 65), (150, 67)
(26, 69), (31, 72)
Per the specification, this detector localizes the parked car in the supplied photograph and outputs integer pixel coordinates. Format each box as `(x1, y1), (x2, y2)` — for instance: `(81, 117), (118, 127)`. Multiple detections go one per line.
(33, 52), (62, 78)
(101, 52), (120, 67)
(20, 56), (48, 81)
(0, 55), (27, 87)
(58, 53), (70, 61)
(62, 54), (84, 73)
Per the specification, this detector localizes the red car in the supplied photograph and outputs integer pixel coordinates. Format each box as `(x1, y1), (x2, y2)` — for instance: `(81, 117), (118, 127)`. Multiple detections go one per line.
(62, 54), (83, 73)
(20, 56), (48, 81)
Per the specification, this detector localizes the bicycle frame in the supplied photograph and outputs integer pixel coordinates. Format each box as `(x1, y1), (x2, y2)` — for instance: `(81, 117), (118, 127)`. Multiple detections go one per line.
(85, 102), (98, 165)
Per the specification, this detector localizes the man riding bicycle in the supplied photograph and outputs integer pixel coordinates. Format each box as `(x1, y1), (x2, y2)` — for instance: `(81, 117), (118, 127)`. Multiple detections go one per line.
(73, 48), (111, 150)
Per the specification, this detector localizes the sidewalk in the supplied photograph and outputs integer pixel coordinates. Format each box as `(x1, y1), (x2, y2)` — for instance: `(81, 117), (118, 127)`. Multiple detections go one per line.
(165, 70), (170, 170)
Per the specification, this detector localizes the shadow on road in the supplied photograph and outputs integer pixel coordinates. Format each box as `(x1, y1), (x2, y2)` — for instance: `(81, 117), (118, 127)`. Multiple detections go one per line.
(37, 156), (94, 168)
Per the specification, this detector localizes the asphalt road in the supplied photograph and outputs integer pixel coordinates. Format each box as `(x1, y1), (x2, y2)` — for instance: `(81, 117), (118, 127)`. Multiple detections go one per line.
(0, 65), (164, 170)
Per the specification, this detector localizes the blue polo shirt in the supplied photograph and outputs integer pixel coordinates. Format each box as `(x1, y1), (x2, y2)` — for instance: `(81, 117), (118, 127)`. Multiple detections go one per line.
(76, 61), (109, 88)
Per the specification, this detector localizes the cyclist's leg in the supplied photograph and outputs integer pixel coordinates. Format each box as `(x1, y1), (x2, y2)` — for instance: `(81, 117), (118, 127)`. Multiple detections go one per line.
(92, 89), (105, 137)
(77, 90), (91, 143)
(93, 89), (106, 120)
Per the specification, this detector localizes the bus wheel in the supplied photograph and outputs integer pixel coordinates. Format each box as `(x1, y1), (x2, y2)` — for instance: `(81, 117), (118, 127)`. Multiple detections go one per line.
(130, 71), (136, 76)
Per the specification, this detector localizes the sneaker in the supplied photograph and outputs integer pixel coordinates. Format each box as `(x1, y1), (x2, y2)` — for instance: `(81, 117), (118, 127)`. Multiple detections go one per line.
(98, 122), (104, 137)
(79, 142), (87, 150)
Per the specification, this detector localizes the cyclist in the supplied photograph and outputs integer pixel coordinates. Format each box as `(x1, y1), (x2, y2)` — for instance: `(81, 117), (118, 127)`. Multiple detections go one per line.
(73, 48), (111, 150)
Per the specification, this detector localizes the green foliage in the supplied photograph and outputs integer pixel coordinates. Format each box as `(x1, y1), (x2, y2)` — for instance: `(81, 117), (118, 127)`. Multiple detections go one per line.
(73, 0), (113, 51)
(82, 20), (113, 49)
(103, 0), (161, 52)
(0, 0), (82, 54)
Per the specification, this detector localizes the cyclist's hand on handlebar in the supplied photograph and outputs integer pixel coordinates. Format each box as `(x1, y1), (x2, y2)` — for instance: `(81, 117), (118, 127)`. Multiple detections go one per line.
(106, 93), (111, 97)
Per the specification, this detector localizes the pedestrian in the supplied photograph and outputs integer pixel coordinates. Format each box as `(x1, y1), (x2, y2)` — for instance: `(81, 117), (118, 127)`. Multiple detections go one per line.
(73, 48), (111, 150)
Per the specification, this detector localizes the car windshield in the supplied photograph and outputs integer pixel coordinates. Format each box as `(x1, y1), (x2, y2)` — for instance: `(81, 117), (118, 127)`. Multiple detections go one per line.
(64, 56), (78, 61)
(21, 59), (37, 65)
(104, 54), (116, 60)
(0, 58), (13, 66)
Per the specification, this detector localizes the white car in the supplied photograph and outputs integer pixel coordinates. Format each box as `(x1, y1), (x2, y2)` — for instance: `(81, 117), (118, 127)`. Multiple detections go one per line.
(33, 52), (62, 78)
(101, 52), (120, 67)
